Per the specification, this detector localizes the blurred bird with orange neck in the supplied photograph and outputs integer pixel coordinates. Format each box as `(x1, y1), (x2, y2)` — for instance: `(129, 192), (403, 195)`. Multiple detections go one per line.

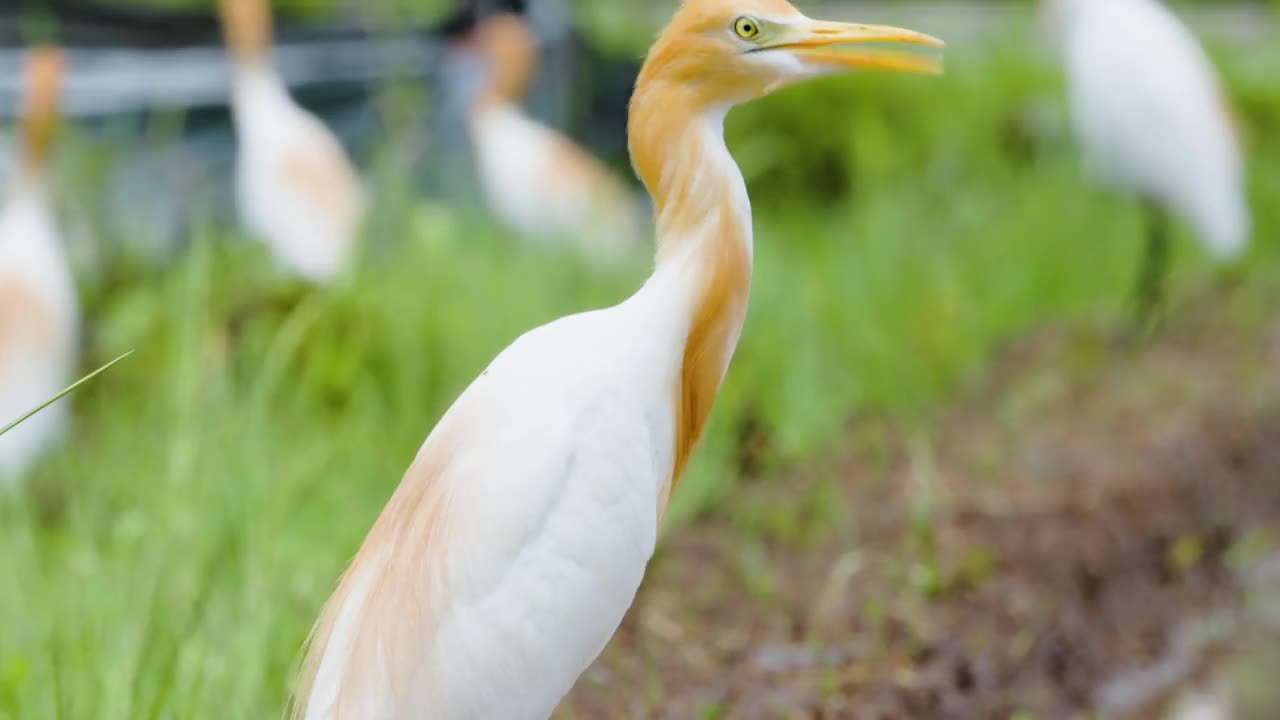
(219, 0), (366, 283)
(0, 48), (79, 486)
(292, 1), (941, 718)
(459, 12), (648, 266)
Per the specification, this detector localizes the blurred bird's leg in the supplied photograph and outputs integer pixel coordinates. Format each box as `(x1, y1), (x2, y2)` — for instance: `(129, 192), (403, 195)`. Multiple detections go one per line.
(1132, 202), (1171, 335)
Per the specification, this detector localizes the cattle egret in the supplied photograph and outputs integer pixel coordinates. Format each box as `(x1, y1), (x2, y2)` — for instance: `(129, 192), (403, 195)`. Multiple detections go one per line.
(462, 12), (647, 265)
(0, 48), (79, 485)
(292, 1), (941, 718)
(219, 0), (366, 283)
(1047, 0), (1249, 324)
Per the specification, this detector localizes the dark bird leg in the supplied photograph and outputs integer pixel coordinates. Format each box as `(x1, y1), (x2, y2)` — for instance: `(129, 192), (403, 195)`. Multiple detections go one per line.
(1132, 202), (1171, 335)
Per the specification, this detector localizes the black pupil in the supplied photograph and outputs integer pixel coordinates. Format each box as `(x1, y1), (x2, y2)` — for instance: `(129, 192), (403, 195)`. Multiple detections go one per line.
(742, 22), (754, 33)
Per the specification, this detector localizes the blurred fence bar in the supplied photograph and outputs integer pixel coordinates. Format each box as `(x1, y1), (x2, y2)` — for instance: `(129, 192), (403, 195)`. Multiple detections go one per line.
(0, 39), (442, 118)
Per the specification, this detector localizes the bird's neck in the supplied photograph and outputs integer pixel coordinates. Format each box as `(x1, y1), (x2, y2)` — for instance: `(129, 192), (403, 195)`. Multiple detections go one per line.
(229, 62), (292, 119)
(630, 82), (753, 508)
(19, 69), (60, 186)
(221, 0), (273, 67)
(1, 182), (65, 270)
(221, 0), (288, 123)
(478, 79), (521, 113)
(473, 56), (535, 116)
(468, 93), (518, 130)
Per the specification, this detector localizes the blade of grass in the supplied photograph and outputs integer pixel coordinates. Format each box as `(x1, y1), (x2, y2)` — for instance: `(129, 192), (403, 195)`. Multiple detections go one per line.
(50, 634), (63, 720)
(0, 351), (135, 438)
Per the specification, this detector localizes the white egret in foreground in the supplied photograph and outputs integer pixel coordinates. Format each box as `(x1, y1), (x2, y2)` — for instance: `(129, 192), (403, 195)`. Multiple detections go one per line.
(1048, 0), (1249, 324)
(293, 1), (942, 717)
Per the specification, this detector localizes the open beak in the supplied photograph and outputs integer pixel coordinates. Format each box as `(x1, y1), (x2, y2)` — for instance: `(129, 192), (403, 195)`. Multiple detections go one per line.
(763, 19), (944, 75)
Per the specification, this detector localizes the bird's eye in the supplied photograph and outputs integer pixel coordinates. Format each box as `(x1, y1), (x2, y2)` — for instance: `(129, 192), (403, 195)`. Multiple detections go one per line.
(733, 16), (761, 40)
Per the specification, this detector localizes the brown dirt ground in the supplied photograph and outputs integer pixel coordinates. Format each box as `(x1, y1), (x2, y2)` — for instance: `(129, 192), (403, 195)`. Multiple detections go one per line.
(559, 296), (1280, 720)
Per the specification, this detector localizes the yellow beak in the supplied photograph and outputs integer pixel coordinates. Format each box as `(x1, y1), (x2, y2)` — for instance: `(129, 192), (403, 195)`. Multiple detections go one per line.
(764, 20), (945, 75)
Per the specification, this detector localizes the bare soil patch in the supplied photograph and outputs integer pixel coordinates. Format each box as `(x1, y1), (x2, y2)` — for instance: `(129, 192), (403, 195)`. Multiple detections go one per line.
(561, 301), (1280, 719)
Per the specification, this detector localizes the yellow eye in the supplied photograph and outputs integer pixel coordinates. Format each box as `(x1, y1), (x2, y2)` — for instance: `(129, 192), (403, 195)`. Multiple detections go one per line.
(733, 16), (761, 40)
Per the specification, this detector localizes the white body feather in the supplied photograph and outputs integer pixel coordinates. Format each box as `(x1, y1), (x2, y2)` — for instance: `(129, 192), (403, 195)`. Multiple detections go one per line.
(471, 103), (644, 265)
(1051, 0), (1249, 257)
(302, 115), (746, 719)
(310, 304), (674, 719)
(0, 181), (78, 485)
(230, 66), (365, 281)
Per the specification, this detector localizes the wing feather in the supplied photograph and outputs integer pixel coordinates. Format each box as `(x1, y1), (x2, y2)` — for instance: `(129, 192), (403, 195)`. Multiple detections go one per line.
(293, 432), (457, 720)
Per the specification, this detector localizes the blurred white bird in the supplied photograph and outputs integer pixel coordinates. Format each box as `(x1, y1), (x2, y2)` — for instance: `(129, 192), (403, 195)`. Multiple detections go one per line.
(0, 48), (79, 486)
(1046, 0), (1249, 323)
(291, 0), (942, 717)
(461, 12), (647, 266)
(219, 0), (366, 283)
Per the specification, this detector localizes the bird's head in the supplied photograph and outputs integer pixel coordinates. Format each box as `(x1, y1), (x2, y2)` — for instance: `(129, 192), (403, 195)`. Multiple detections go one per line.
(455, 12), (539, 107)
(636, 0), (943, 110)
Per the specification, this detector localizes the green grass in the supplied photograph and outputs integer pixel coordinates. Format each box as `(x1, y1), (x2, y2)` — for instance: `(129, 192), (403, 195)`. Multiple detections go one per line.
(3, 22), (1280, 720)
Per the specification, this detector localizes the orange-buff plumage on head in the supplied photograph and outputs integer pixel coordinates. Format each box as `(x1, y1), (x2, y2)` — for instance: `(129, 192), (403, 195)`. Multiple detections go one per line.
(629, 0), (942, 502)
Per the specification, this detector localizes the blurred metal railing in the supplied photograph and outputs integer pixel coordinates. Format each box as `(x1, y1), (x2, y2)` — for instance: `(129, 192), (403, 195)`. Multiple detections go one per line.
(0, 38), (442, 117)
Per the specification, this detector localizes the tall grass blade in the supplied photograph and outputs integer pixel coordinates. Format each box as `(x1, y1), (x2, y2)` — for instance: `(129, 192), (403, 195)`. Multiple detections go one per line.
(0, 351), (135, 438)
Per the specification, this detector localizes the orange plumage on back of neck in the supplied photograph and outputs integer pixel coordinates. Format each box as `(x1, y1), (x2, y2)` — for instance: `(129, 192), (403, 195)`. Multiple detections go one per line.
(629, 22), (754, 507)
(20, 47), (64, 180)
(219, 0), (273, 65)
